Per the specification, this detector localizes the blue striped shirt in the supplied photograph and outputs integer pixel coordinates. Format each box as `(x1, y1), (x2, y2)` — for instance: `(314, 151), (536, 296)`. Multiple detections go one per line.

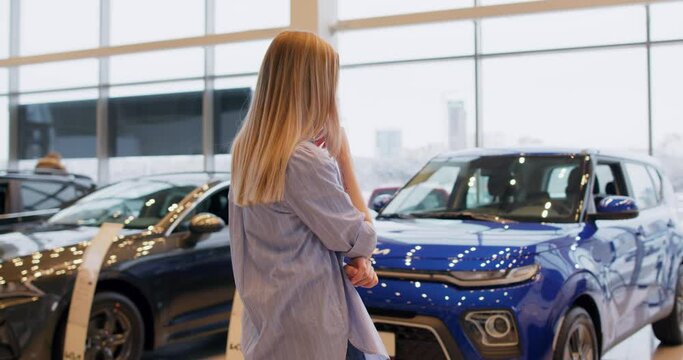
(228, 141), (389, 360)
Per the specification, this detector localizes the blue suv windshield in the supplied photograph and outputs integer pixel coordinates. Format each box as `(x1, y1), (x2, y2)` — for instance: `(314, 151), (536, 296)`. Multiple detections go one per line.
(380, 154), (590, 223)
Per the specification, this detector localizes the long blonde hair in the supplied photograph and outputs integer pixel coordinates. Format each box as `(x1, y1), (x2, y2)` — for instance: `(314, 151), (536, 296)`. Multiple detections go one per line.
(230, 31), (342, 206)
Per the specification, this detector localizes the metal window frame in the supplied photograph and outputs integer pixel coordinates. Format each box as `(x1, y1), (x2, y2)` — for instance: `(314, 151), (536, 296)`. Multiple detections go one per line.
(203, 0), (216, 173)
(97, 0), (110, 183)
(645, 4), (654, 156)
(7, 0), (19, 170)
(333, 0), (662, 31)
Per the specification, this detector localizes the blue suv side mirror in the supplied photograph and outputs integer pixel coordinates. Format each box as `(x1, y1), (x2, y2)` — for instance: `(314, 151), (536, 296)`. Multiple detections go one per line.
(588, 195), (639, 221)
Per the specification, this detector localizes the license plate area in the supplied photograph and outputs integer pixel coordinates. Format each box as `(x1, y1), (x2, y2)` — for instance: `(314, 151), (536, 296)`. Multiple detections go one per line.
(378, 331), (396, 357)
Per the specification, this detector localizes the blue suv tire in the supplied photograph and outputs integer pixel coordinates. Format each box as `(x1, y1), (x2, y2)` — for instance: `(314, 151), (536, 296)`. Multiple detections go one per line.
(553, 307), (599, 360)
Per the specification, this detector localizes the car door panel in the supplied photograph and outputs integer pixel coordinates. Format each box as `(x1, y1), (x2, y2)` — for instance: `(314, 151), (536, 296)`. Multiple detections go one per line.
(623, 163), (671, 319)
(593, 218), (646, 338)
(591, 160), (648, 339)
(157, 187), (233, 344)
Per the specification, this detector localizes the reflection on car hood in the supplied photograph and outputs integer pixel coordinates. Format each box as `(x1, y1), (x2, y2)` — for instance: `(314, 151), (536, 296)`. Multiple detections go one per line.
(372, 218), (582, 272)
(0, 224), (140, 261)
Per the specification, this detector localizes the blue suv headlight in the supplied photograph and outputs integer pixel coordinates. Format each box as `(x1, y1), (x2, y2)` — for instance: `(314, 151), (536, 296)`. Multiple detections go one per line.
(450, 264), (539, 287)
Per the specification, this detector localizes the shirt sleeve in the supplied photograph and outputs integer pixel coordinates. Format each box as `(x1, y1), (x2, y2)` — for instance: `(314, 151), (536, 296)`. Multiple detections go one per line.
(284, 143), (377, 259)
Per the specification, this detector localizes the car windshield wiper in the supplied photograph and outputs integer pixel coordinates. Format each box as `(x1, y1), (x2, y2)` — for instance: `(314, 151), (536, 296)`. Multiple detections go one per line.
(409, 210), (517, 223)
(377, 212), (414, 219)
(47, 220), (98, 227)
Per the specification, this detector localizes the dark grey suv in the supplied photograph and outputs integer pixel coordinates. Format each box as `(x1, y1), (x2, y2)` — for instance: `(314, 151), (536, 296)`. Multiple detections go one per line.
(0, 170), (95, 234)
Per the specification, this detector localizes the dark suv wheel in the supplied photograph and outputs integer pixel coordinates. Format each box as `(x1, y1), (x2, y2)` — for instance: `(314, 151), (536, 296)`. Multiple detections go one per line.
(653, 266), (683, 345)
(553, 307), (599, 360)
(56, 292), (145, 360)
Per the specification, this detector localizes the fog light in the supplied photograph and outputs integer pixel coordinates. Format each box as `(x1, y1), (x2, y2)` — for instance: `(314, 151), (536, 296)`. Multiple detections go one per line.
(463, 310), (520, 358)
(485, 314), (511, 339)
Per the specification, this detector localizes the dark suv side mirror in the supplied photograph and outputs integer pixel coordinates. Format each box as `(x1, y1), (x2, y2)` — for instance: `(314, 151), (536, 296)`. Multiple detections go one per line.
(180, 213), (226, 249)
(587, 196), (639, 221)
(189, 213), (226, 234)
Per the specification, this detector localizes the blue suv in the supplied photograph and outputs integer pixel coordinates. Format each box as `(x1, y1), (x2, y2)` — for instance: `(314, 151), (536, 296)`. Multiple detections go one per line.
(365, 149), (682, 360)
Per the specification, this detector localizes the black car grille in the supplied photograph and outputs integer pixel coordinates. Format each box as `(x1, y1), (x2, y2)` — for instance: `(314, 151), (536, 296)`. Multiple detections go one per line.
(375, 323), (448, 360)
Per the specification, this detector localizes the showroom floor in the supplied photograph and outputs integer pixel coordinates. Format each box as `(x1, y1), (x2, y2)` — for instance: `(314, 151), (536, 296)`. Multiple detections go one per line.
(143, 325), (683, 359)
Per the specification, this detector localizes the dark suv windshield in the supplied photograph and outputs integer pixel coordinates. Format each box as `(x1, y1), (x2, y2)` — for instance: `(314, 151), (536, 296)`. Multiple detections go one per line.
(380, 154), (590, 223)
(49, 178), (200, 229)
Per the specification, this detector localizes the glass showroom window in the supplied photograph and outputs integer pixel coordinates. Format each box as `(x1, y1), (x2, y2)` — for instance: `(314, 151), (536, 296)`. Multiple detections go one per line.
(19, 0), (98, 55)
(215, 40), (270, 76)
(215, 0), (289, 33)
(338, 60), (475, 194)
(0, 0), (8, 59)
(337, 21), (474, 65)
(0, 96), (8, 169)
(19, 59), (98, 93)
(481, 48), (648, 152)
(213, 88), (252, 155)
(214, 76), (257, 173)
(16, 90), (99, 181)
(109, 48), (204, 86)
(650, 1), (683, 41)
(111, 0), (204, 45)
(109, 80), (205, 99)
(0, 68), (7, 95)
(338, 0), (472, 20)
(481, 5), (645, 53)
(652, 45), (683, 191)
(108, 89), (204, 182)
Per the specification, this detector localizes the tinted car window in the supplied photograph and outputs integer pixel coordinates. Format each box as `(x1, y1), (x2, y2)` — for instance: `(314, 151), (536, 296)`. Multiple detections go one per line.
(20, 180), (76, 211)
(174, 188), (229, 232)
(205, 188), (229, 224)
(0, 182), (6, 214)
(625, 163), (658, 209)
(592, 161), (629, 209)
(595, 164), (616, 195)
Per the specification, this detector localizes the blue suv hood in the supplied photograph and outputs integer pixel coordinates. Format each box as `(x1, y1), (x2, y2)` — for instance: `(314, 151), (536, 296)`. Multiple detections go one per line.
(372, 218), (582, 272)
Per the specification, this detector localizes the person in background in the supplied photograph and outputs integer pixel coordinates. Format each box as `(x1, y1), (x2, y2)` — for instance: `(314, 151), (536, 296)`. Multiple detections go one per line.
(228, 31), (388, 360)
(35, 152), (67, 173)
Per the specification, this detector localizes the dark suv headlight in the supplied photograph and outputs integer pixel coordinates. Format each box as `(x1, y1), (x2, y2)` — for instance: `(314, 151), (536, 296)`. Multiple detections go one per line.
(463, 310), (521, 358)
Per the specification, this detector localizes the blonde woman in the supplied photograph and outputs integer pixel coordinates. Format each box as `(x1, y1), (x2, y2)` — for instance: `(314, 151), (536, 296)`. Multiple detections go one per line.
(228, 31), (388, 360)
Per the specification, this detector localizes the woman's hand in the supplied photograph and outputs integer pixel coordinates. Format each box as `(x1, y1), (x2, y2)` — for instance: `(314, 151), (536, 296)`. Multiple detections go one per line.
(344, 257), (379, 288)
